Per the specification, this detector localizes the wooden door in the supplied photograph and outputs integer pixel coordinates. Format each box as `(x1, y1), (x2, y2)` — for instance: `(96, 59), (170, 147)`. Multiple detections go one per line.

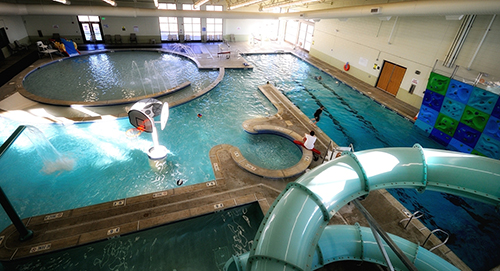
(376, 61), (406, 96)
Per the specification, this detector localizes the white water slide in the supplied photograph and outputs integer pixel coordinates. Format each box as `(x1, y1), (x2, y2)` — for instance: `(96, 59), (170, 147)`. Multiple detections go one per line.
(225, 145), (500, 271)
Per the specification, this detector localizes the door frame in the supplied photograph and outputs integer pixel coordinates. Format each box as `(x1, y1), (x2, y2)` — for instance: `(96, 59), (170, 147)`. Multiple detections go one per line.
(375, 60), (407, 96)
(77, 16), (104, 44)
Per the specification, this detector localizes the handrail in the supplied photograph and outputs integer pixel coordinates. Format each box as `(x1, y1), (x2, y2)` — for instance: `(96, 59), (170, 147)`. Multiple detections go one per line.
(423, 229), (450, 252)
(353, 199), (418, 271)
(0, 125), (34, 241)
(321, 141), (334, 164)
(399, 210), (424, 229)
(0, 125), (26, 157)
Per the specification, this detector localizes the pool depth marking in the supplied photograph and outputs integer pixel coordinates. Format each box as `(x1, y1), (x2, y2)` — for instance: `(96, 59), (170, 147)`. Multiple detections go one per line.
(153, 191), (168, 198)
(113, 200), (125, 207)
(44, 212), (63, 221)
(30, 244), (51, 253)
(107, 227), (120, 235)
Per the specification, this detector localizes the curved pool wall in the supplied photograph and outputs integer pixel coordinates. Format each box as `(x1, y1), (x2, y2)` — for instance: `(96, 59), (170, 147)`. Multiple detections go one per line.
(224, 146), (500, 271)
(2, 52), (496, 270)
(20, 50), (218, 106)
(0, 67), (305, 232)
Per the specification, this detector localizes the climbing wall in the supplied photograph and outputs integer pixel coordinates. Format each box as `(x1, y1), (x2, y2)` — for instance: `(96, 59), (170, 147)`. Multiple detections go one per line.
(415, 72), (500, 160)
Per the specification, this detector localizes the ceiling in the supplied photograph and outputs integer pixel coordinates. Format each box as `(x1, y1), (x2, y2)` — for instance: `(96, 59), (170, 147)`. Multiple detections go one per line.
(0, 0), (414, 14)
(0, 0), (499, 19)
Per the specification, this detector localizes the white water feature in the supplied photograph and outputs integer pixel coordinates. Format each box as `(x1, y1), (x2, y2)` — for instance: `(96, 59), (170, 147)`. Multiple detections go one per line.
(130, 60), (179, 96)
(25, 126), (75, 175)
(171, 43), (197, 58)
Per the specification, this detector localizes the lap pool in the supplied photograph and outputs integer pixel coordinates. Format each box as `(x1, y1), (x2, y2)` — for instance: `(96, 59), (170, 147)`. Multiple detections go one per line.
(1, 52), (498, 270)
(243, 54), (500, 271)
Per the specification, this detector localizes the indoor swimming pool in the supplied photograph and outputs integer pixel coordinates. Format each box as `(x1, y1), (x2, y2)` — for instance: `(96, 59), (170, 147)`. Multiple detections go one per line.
(22, 51), (218, 104)
(1, 52), (498, 270)
(243, 54), (500, 270)
(1, 203), (264, 271)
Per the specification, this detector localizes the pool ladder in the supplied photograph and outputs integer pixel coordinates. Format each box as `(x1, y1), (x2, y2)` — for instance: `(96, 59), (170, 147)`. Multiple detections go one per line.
(321, 141), (354, 164)
(399, 210), (450, 252)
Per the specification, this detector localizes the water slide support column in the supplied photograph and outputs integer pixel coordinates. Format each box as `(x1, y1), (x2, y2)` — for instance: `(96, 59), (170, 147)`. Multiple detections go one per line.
(353, 199), (417, 271)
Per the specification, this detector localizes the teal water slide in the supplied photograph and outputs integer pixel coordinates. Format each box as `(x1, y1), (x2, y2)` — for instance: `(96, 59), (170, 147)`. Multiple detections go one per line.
(224, 145), (500, 271)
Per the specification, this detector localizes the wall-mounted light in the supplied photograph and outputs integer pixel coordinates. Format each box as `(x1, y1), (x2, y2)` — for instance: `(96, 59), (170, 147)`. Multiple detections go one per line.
(53, 0), (71, 5)
(103, 0), (117, 6)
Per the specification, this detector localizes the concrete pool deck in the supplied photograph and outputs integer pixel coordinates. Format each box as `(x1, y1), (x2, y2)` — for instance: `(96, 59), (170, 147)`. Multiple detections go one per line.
(0, 42), (473, 270)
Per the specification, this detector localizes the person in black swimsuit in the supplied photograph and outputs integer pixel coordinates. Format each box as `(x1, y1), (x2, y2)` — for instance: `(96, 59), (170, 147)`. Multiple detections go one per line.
(311, 106), (325, 125)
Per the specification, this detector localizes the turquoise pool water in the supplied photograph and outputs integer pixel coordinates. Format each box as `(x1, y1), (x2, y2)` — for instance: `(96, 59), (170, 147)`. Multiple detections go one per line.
(23, 51), (217, 103)
(1, 52), (498, 270)
(243, 54), (500, 271)
(2, 203), (263, 271)
(0, 52), (304, 233)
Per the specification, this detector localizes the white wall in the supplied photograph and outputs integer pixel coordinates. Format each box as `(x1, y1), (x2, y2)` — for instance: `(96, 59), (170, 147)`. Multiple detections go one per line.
(225, 19), (279, 41)
(100, 16), (160, 36)
(0, 15), (29, 42)
(22, 15), (161, 42)
(310, 15), (500, 108)
(23, 15), (81, 41)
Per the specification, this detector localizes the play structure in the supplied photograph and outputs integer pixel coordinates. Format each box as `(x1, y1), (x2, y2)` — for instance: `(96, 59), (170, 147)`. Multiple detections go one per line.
(224, 145), (500, 271)
(128, 98), (169, 161)
(53, 38), (80, 57)
(415, 71), (500, 160)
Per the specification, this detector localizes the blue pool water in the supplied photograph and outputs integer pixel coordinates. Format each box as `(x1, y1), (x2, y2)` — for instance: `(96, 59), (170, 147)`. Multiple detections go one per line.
(23, 51), (217, 103)
(2, 203), (264, 271)
(0, 53), (304, 233)
(243, 54), (500, 271)
(1, 52), (499, 270)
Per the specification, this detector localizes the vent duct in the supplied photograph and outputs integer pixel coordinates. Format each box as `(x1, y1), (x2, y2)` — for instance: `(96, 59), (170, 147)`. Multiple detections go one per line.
(443, 14), (476, 68)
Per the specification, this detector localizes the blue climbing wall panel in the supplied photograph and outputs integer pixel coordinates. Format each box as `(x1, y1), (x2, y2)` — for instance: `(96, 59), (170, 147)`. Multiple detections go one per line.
(415, 72), (500, 160)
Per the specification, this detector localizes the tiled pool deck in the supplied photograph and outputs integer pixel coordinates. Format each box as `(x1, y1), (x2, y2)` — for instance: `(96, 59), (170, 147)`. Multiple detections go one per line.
(0, 42), (470, 270)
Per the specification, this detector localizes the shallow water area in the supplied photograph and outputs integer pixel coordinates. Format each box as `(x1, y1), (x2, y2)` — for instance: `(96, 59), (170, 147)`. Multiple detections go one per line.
(22, 51), (218, 103)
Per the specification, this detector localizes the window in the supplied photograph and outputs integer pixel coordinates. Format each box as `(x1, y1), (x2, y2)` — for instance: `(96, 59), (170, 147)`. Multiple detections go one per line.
(206, 5), (223, 41)
(285, 20), (314, 52)
(206, 5), (223, 11)
(78, 15), (100, 22)
(206, 18), (223, 40)
(158, 3), (176, 10)
(183, 4), (201, 41)
(182, 3), (199, 10)
(77, 15), (103, 42)
(159, 17), (179, 41)
(183, 18), (201, 41)
(284, 20), (299, 45)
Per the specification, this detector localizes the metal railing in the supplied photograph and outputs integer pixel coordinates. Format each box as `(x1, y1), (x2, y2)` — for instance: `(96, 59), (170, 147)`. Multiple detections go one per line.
(399, 210), (424, 229)
(399, 209), (450, 252)
(423, 229), (450, 252)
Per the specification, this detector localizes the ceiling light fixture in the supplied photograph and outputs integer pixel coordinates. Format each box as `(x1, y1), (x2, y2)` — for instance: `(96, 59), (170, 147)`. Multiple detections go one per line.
(193, 0), (210, 9)
(53, 0), (71, 5)
(260, 0), (322, 11)
(228, 0), (266, 10)
(102, 0), (117, 6)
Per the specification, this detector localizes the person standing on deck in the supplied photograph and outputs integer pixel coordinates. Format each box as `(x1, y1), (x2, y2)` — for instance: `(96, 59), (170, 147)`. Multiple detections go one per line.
(311, 106), (325, 125)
